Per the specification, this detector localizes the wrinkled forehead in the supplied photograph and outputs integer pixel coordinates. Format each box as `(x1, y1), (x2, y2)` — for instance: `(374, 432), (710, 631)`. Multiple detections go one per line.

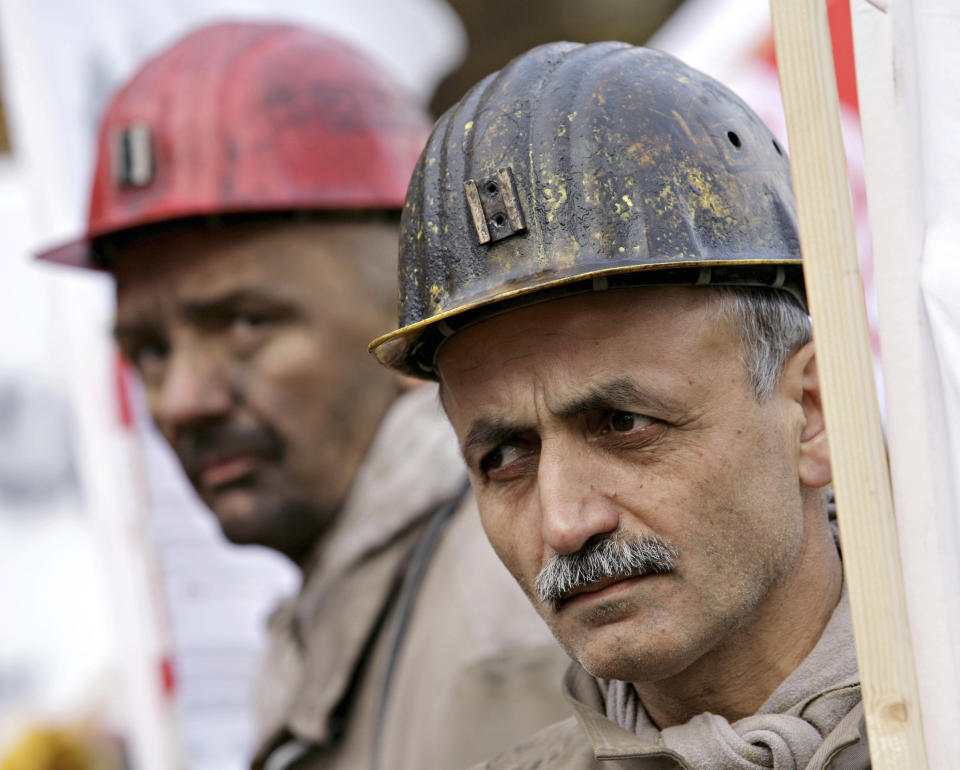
(437, 287), (739, 418)
(112, 218), (404, 345)
(112, 218), (386, 308)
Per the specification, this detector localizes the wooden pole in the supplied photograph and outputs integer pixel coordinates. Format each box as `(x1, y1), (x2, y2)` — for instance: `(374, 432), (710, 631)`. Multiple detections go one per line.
(768, 1), (929, 767)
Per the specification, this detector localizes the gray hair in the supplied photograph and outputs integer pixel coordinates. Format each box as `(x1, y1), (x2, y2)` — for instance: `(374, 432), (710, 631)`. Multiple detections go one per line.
(713, 288), (812, 401)
(535, 532), (678, 612)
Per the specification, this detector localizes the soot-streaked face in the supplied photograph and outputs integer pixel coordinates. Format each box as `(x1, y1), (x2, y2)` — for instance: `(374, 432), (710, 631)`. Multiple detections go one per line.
(438, 287), (817, 684)
(113, 219), (399, 562)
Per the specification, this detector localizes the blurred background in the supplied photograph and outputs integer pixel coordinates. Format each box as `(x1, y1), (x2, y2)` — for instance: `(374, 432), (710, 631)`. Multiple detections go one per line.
(0, 1), (867, 768)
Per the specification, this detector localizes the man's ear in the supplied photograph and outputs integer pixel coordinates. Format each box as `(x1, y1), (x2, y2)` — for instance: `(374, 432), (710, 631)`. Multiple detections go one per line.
(783, 341), (832, 488)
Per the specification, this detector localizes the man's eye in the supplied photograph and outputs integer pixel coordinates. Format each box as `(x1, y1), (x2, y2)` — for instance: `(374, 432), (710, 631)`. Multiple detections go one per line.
(607, 411), (654, 433)
(480, 446), (505, 472)
(227, 312), (278, 349)
(479, 444), (528, 475)
(126, 340), (166, 366)
(127, 342), (169, 382)
(231, 312), (272, 330)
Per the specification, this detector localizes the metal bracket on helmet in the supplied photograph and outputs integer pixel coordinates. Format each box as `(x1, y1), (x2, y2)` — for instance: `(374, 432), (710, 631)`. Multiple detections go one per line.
(463, 168), (525, 245)
(112, 125), (154, 188)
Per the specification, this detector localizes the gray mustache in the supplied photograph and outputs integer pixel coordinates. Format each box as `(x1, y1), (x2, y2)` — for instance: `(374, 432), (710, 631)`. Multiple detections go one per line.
(535, 532), (677, 611)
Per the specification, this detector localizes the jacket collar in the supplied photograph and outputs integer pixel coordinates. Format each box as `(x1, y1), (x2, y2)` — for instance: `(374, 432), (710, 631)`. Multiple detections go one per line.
(563, 665), (687, 763)
(264, 385), (468, 747)
(297, 383), (467, 620)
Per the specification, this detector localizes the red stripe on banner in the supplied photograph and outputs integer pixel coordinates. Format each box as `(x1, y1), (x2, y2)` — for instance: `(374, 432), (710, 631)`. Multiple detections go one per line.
(827, 0), (858, 112)
(761, 0), (859, 112)
(114, 351), (134, 428)
(160, 656), (177, 697)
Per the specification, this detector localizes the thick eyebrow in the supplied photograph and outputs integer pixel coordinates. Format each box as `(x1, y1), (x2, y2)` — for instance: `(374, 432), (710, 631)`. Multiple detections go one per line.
(113, 288), (298, 343)
(462, 417), (532, 463)
(458, 378), (677, 462)
(180, 289), (294, 323)
(556, 378), (677, 420)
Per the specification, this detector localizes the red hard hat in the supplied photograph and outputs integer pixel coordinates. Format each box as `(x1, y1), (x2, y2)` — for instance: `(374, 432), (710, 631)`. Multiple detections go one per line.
(38, 21), (432, 268)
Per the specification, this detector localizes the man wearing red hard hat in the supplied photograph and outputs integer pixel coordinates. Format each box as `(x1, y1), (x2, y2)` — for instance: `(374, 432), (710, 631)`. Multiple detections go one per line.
(39, 22), (570, 770)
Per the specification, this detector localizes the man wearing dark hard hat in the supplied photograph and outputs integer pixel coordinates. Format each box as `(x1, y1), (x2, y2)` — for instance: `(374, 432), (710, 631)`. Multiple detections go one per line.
(38, 23), (572, 770)
(372, 42), (868, 769)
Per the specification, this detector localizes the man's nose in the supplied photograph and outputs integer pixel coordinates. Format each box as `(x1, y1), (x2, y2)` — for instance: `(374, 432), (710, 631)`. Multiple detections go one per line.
(153, 346), (233, 437)
(537, 441), (620, 555)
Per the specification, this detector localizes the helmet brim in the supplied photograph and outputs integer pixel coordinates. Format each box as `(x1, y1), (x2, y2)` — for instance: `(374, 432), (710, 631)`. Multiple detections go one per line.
(35, 237), (93, 269)
(370, 258), (805, 380)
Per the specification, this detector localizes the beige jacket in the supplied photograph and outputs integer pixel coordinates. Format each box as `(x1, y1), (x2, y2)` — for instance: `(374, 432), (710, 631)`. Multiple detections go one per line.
(473, 586), (869, 770)
(252, 386), (571, 770)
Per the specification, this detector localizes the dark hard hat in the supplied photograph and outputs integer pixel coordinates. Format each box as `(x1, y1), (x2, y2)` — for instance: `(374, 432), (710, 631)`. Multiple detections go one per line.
(370, 42), (803, 379)
(37, 21), (431, 268)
